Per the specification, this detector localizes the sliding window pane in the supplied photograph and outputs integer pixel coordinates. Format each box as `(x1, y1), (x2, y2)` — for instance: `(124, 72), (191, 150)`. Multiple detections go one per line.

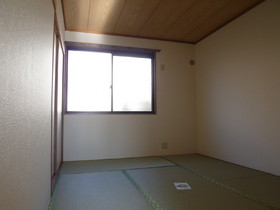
(67, 50), (112, 111)
(113, 56), (152, 111)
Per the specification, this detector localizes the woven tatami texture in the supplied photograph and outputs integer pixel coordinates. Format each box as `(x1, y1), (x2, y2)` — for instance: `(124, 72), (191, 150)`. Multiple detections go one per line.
(49, 154), (280, 210)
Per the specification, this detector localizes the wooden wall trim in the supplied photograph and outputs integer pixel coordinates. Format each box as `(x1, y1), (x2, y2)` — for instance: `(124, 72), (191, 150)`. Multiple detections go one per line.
(65, 41), (161, 53)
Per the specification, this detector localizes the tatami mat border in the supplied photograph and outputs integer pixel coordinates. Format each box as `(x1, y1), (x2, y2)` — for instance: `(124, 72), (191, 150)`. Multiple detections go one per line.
(160, 156), (279, 210)
(48, 156), (279, 210)
(122, 170), (163, 210)
(48, 171), (164, 210)
(60, 165), (176, 175)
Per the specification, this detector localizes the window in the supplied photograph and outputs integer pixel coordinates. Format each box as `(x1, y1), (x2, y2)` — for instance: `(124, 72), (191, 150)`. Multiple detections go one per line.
(66, 46), (156, 113)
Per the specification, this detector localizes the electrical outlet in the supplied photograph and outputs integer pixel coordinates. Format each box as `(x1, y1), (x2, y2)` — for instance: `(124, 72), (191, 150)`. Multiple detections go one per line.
(162, 142), (168, 149)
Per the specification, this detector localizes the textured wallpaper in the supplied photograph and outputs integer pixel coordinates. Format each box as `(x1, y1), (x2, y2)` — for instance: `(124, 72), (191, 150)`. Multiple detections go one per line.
(0, 1), (54, 210)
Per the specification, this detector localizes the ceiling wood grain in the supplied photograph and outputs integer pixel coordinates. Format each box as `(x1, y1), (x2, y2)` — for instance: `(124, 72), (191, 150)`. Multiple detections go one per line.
(183, 0), (266, 42)
(113, 0), (162, 35)
(137, 0), (197, 38)
(88, 0), (126, 33)
(160, 0), (232, 41)
(63, 0), (91, 31)
(62, 0), (265, 44)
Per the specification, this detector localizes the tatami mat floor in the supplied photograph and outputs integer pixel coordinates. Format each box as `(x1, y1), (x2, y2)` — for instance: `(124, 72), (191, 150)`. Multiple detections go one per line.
(48, 154), (280, 210)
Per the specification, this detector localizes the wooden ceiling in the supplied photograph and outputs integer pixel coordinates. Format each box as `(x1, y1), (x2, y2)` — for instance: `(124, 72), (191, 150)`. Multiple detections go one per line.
(62, 0), (265, 44)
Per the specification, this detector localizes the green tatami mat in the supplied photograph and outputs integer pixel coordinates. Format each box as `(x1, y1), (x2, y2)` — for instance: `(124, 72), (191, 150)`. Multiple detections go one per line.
(127, 166), (270, 210)
(222, 174), (280, 208)
(163, 154), (265, 181)
(61, 156), (175, 174)
(49, 172), (154, 210)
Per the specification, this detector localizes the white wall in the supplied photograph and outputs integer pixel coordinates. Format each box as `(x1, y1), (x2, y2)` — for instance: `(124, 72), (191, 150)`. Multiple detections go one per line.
(0, 0), (54, 210)
(196, 0), (280, 176)
(64, 32), (197, 161)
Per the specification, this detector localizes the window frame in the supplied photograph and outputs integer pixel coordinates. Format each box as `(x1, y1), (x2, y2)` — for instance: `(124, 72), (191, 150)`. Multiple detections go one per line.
(65, 44), (157, 114)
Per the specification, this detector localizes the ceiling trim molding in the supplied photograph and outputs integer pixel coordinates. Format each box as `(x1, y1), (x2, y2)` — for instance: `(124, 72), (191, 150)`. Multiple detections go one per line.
(65, 41), (161, 53)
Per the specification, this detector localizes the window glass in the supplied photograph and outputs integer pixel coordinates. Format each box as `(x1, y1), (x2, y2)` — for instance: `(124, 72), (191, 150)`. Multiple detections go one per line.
(66, 48), (154, 113)
(113, 56), (152, 111)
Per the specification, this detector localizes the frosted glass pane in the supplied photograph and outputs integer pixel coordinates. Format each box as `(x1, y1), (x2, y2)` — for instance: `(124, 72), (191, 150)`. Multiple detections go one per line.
(113, 56), (152, 111)
(67, 50), (111, 111)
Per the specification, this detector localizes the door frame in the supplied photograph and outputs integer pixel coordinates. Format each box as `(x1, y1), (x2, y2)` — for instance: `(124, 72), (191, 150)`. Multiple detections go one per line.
(51, 13), (65, 194)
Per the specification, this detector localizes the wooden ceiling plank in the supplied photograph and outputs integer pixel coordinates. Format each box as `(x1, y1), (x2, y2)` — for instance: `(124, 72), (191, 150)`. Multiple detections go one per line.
(62, 0), (91, 31)
(113, 0), (161, 36)
(137, 0), (197, 38)
(183, 0), (265, 43)
(62, 0), (265, 44)
(87, 0), (126, 34)
(160, 0), (232, 41)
